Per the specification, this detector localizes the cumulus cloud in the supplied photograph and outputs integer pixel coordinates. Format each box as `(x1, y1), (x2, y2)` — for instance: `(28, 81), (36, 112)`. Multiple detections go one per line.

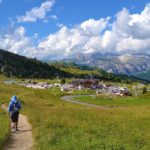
(50, 15), (58, 20)
(80, 18), (110, 36)
(38, 18), (109, 59)
(0, 26), (37, 57)
(112, 4), (150, 52)
(38, 3), (150, 59)
(17, 0), (55, 23)
(2, 3), (150, 60)
(19, 3), (150, 59)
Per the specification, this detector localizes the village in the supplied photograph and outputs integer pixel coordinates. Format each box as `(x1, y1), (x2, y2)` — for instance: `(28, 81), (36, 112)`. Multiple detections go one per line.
(3, 79), (134, 96)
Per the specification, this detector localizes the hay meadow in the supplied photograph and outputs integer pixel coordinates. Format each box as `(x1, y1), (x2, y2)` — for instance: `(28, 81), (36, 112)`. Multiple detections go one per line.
(0, 78), (150, 150)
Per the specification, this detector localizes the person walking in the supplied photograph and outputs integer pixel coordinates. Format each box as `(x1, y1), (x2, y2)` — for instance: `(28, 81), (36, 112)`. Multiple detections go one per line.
(8, 95), (21, 132)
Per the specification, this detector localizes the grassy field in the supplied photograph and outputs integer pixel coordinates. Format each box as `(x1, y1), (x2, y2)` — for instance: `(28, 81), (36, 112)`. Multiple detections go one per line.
(0, 109), (10, 149)
(0, 103), (10, 149)
(0, 75), (10, 148)
(74, 93), (150, 107)
(0, 80), (150, 149)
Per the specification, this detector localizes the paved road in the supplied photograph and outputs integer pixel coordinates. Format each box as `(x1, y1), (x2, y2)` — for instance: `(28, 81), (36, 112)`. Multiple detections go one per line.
(61, 95), (110, 109)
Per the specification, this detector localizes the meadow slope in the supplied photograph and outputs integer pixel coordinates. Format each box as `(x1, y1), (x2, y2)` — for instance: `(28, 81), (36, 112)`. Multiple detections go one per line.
(0, 82), (150, 150)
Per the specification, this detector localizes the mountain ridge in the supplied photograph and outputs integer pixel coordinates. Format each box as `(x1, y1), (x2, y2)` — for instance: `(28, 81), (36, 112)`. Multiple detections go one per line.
(0, 49), (148, 83)
(0, 49), (71, 78)
(55, 53), (150, 77)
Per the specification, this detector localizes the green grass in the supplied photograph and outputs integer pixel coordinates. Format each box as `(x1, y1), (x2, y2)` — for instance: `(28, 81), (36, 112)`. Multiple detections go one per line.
(136, 71), (150, 81)
(0, 107), (10, 149)
(74, 93), (150, 107)
(0, 75), (10, 148)
(1, 81), (150, 149)
(70, 89), (96, 95)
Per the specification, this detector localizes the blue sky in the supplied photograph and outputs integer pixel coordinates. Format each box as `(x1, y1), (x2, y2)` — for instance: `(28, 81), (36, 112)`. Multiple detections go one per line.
(0, 0), (149, 36)
(0, 0), (150, 59)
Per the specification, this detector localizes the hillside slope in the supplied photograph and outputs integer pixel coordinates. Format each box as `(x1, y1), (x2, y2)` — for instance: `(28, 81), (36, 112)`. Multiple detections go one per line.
(136, 71), (150, 81)
(0, 49), (71, 78)
(49, 61), (148, 83)
(0, 49), (147, 83)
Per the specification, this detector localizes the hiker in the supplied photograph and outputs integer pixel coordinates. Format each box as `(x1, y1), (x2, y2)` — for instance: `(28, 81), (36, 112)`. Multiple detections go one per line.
(8, 95), (21, 132)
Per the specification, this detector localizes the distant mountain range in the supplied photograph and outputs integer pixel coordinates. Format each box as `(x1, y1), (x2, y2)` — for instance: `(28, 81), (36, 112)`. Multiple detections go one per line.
(0, 49), (124, 81)
(48, 61), (149, 83)
(57, 53), (150, 80)
(0, 49), (149, 83)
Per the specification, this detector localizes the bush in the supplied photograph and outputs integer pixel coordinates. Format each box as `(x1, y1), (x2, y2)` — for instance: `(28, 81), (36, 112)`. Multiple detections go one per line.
(142, 87), (147, 94)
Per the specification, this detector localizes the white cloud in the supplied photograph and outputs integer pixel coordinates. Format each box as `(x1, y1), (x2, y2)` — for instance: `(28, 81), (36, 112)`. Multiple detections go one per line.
(56, 23), (64, 28)
(37, 4), (150, 59)
(38, 18), (109, 59)
(80, 18), (110, 36)
(111, 4), (150, 52)
(0, 26), (37, 57)
(50, 15), (58, 20)
(43, 14), (58, 23)
(17, 0), (55, 23)
(2, 3), (150, 60)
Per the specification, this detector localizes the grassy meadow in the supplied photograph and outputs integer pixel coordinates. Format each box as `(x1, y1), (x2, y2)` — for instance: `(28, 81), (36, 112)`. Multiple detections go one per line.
(0, 79), (150, 149)
(0, 108), (10, 149)
(0, 75), (10, 149)
(74, 93), (150, 107)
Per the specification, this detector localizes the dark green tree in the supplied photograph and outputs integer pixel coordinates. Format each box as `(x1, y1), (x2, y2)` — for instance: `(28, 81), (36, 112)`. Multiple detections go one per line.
(61, 78), (66, 85)
(142, 87), (147, 94)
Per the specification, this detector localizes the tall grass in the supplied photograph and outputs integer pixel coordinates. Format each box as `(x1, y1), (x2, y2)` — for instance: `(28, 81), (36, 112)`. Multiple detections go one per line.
(75, 93), (150, 107)
(0, 75), (10, 148)
(1, 81), (150, 149)
(0, 108), (10, 149)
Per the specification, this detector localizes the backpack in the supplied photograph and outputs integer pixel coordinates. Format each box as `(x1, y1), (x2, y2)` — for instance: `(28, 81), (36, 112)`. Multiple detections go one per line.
(11, 101), (19, 117)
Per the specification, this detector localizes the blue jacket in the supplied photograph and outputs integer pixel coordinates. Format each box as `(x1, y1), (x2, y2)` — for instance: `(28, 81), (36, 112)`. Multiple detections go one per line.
(8, 95), (21, 113)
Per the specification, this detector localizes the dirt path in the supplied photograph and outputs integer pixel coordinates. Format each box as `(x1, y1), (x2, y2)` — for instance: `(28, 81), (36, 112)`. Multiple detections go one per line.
(2, 104), (34, 150)
(61, 95), (111, 109)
